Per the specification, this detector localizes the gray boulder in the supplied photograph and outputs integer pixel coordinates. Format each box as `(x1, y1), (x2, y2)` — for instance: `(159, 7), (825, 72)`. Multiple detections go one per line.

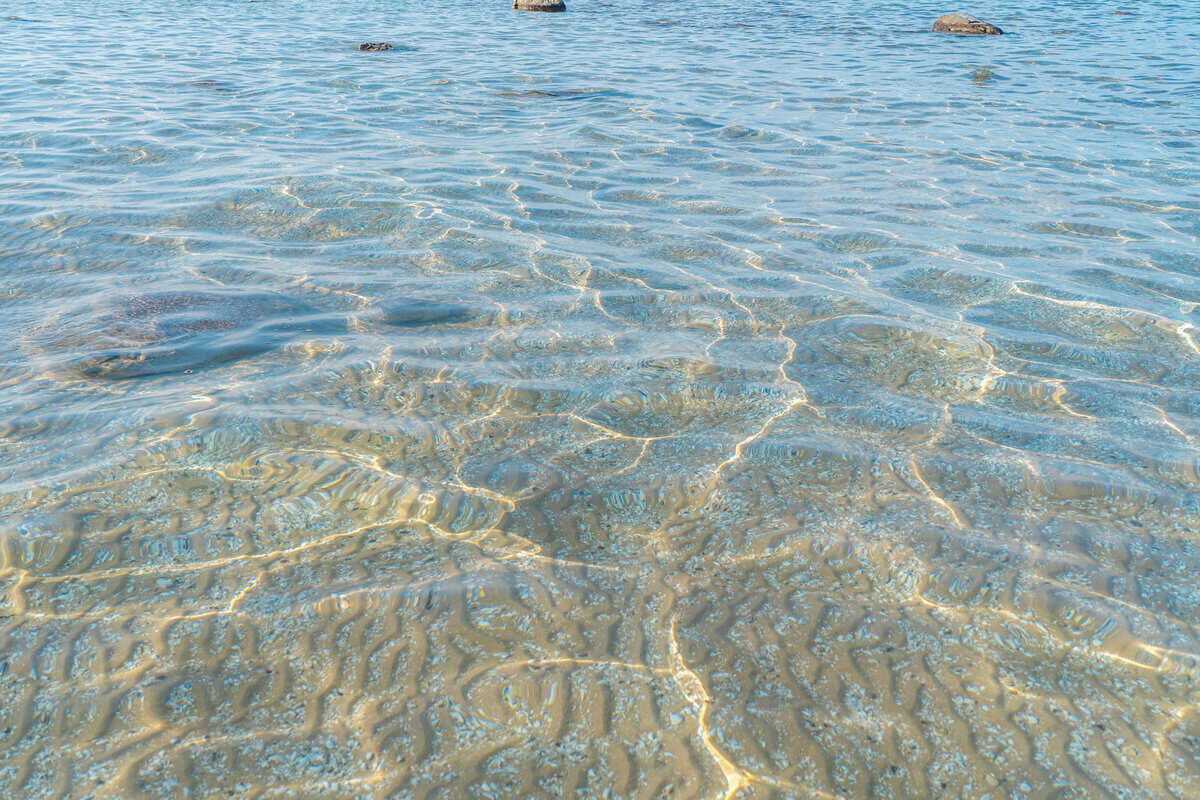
(932, 13), (1003, 34)
(514, 0), (565, 11)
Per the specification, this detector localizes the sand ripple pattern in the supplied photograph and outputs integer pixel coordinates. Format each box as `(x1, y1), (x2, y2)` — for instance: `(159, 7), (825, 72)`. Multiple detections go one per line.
(2, 1), (1200, 798)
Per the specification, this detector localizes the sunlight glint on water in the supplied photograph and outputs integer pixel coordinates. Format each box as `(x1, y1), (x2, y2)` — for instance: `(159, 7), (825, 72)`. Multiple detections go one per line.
(1, 1), (1199, 797)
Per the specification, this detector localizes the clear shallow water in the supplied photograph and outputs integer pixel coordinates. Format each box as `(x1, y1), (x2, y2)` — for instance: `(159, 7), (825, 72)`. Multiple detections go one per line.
(2, 0), (1200, 796)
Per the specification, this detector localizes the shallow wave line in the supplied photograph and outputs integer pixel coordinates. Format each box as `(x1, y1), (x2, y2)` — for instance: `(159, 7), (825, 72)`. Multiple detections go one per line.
(908, 455), (967, 529)
(163, 572), (263, 624)
(497, 550), (622, 573)
(712, 395), (812, 481)
(1050, 383), (1094, 419)
(668, 617), (755, 799)
(1178, 323), (1200, 356)
(702, 315), (727, 358)
(21, 518), (399, 585)
(1039, 574), (1200, 640)
(1011, 281), (1178, 325)
(496, 656), (671, 676)
(1154, 405), (1198, 446)
(607, 437), (655, 478)
(912, 590), (1192, 675)
(569, 413), (663, 445)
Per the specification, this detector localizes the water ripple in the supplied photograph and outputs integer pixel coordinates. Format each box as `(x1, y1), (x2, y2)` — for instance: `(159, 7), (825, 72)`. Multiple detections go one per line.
(2, 0), (1199, 797)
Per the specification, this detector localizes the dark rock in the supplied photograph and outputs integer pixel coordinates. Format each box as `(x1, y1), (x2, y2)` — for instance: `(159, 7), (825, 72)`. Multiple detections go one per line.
(970, 67), (996, 83)
(932, 13), (1003, 35)
(68, 290), (343, 379)
(358, 42), (393, 51)
(514, 0), (565, 12)
(41, 288), (489, 380)
(190, 79), (238, 93)
(497, 88), (611, 100)
(379, 299), (477, 328)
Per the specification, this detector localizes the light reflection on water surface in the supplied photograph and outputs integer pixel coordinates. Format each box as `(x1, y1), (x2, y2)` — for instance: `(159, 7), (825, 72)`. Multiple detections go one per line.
(1, 1), (1199, 797)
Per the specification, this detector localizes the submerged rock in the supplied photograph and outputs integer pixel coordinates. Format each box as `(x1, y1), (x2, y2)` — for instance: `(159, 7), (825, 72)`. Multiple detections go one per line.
(358, 42), (393, 51)
(932, 13), (1003, 34)
(69, 290), (343, 379)
(498, 88), (612, 100)
(379, 299), (477, 328)
(514, 0), (565, 12)
(48, 290), (485, 379)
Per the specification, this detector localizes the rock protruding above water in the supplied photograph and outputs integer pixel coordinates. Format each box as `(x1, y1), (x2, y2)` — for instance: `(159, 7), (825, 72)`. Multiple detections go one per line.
(514, 0), (566, 12)
(358, 42), (393, 51)
(932, 13), (1003, 34)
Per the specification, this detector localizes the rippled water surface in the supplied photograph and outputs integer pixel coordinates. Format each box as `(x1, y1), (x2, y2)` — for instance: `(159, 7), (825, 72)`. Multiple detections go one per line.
(3, 1), (1200, 797)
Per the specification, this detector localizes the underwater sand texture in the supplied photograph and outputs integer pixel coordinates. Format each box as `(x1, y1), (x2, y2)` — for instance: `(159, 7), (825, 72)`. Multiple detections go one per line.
(2, 0), (1200, 798)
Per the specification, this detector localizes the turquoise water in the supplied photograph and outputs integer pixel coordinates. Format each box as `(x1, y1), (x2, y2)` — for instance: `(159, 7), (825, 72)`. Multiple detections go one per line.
(2, 2), (1200, 797)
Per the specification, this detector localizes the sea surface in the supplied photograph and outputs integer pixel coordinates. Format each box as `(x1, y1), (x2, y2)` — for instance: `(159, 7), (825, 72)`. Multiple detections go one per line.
(2, 1), (1199, 797)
